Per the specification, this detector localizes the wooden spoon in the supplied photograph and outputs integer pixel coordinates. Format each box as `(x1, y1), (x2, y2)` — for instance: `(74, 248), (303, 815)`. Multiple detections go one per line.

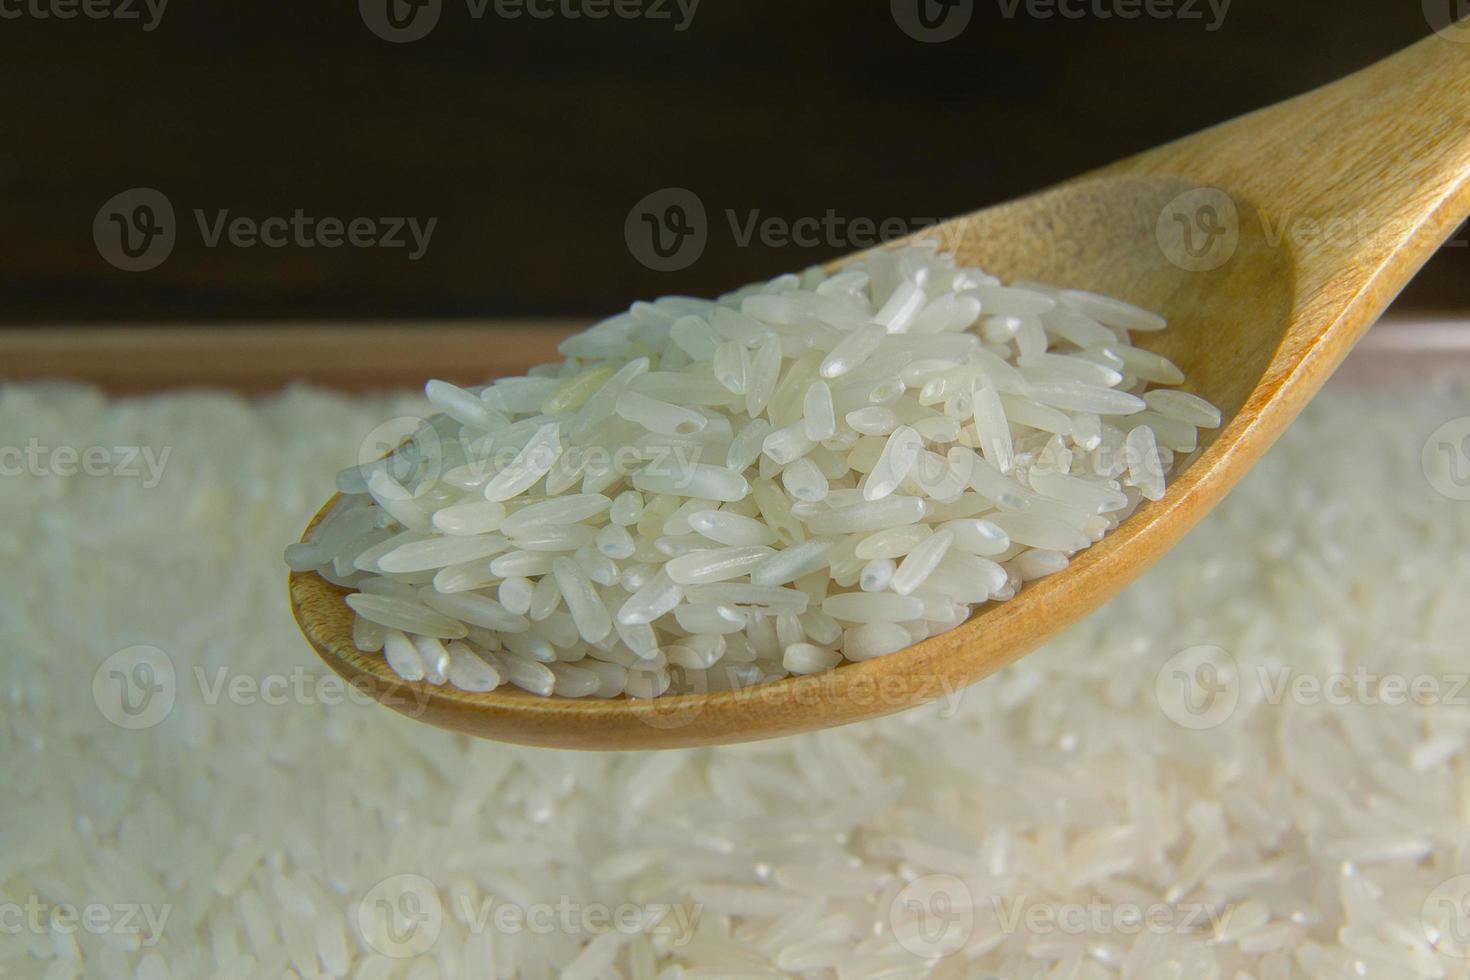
(291, 30), (1470, 749)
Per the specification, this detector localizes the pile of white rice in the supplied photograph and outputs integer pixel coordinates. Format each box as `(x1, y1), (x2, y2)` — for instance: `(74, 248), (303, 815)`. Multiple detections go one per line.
(5, 371), (1470, 978)
(289, 245), (1219, 697)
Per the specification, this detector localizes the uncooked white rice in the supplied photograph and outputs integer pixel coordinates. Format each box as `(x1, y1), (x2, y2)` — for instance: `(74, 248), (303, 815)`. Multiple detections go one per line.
(7, 377), (1470, 976)
(291, 245), (1220, 698)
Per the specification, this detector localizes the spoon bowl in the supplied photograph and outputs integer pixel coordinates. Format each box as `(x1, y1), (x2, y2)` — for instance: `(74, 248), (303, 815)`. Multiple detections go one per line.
(291, 30), (1470, 748)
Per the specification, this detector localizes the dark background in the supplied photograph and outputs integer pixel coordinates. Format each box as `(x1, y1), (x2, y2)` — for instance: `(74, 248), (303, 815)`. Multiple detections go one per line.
(1, 0), (1465, 325)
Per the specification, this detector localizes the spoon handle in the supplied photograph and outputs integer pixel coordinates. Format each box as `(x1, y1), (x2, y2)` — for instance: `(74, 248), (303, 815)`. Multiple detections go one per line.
(1122, 29), (1470, 322)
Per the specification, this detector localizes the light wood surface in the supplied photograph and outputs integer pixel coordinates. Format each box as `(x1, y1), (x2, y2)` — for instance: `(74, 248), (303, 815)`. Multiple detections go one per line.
(288, 30), (1470, 749)
(0, 322), (579, 394)
(3, 316), (1463, 391)
(3, 316), (1463, 387)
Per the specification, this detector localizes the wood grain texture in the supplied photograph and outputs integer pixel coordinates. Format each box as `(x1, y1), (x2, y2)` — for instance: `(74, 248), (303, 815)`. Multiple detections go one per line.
(0, 322), (577, 394)
(289, 31), (1470, 749)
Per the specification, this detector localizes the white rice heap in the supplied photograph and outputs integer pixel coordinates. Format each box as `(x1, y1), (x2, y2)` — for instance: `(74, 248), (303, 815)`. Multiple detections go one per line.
(289, 245), (1221, 697)
(7, 378), (1470, 977)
